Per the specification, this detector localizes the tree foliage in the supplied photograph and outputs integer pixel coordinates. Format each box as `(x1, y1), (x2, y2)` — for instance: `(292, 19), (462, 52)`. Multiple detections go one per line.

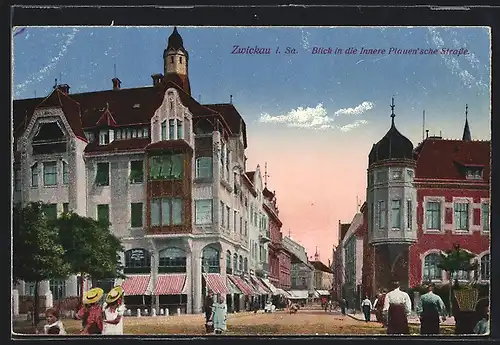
(438, 243), (478, 275)
(56, 212), (125, 283)
(437, 243), (478, 316)
(13, 202), (71, 326)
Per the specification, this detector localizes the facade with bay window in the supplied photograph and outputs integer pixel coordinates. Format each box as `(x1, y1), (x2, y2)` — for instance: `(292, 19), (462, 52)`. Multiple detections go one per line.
(13, 27), (276, 314)
(356, 102), (490, 296)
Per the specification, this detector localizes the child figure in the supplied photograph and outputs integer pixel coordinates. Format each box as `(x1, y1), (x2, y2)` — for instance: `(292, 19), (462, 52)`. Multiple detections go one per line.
(43, 308), (66, 335)
(103, 286), (126, 335)
(77, 288), (104, 334)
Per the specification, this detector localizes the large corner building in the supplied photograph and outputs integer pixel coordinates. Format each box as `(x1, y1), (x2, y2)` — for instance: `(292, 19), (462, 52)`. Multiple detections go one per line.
(13, 27), (292, 314)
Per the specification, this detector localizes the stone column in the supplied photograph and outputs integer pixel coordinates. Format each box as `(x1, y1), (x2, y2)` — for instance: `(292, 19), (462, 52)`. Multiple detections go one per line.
(186, 251), (192, 313)
(413, 292), (420, 313)
(151, 243), (159, 314)
(65, 275), (78, 297)
(12, 289), (19, 317)
(39, 280), (50, 295)
(192, 249), (202, 314)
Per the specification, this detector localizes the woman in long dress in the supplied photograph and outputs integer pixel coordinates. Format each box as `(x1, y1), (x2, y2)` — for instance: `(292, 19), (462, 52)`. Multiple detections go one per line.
(212, 295), (228, 334)
(103, 286), (126, 335)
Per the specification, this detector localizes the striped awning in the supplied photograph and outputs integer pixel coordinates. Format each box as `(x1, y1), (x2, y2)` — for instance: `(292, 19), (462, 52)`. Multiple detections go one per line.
(121, 275), (151, 296)
(251, 276), (271, 294)
(226, 276), (242, 294)
(261, 278), (279, 295)
(244, 277), (262, 294)
(275, 288), (291, 297)
(154, 274), (187, 295)
(316, 290), (331, 296)
(228, 275), (254, 295)
(288, 290), (309, 299)
(203, 273), (229, 295)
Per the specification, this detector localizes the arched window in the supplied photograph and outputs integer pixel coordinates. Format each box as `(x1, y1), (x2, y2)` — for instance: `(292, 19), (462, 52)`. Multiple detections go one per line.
(244, 257), (248, 272)
(124, 248), (152, 274)
(423, 253), (442, 281)
(159, 247), (187, 273)
(239, 255), (243, 271)
(226, 250), (232, 274)
(480, 254), (490, 280)
(233, 253), (238, 272)
(202, 247), (220, 273)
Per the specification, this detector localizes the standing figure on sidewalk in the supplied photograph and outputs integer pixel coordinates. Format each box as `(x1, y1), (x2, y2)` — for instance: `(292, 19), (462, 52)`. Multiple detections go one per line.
(340, 297), (347, 315)
(417, 283), (447, 335)
(212, 295), (228, 334)
(383, 281), (412, 335)
(361, 295), (373, 322)
(374, 289), (388, 327)
(204, 290), (214, 334)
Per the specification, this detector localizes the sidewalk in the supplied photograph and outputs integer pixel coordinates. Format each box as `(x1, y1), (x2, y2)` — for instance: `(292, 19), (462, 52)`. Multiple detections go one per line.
(346, 312), (455, 326)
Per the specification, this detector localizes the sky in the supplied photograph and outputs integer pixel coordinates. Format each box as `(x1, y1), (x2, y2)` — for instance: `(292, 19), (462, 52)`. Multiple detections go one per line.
(12, 26), (491, 262)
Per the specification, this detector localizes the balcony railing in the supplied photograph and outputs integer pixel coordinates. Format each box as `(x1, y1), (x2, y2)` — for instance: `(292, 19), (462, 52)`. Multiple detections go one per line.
(259, 231), (271, 243)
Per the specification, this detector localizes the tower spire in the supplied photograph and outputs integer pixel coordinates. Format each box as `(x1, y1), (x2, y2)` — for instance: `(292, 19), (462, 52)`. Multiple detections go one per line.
(462, 104), (471, 141)
(390, 96), (395, 125)
(264, 162), (270, 188)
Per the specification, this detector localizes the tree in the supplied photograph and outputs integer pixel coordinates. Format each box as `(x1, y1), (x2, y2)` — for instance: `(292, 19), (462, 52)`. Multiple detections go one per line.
(438, 243), (477, 316)
(55, 212), (125, 304)
(13, 202), (71, 328)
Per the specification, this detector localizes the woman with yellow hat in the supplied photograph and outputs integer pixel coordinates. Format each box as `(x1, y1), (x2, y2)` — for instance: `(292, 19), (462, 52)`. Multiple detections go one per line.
(103, 286), (126, 335)
(77, 287), (104, 334)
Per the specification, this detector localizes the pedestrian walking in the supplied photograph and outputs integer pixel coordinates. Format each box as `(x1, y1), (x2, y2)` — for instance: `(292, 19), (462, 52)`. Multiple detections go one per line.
(382, 281), (412, 335)
(361, 296), (373, 322)
(417, 283), (447, 335)
(204, 290), (214, 333)
(103, 286), (126, 335)
(340, 297), (347, 315)
(373, 289), (387, 327)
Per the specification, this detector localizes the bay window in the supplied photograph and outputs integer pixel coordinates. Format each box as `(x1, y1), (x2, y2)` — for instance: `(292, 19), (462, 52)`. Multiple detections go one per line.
(149, 154), (184, 180)
(150, 197), (184, 226)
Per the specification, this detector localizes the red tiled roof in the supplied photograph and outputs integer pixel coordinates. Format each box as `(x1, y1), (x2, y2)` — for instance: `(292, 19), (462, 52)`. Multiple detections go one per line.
(263, 187), (274, 199)
(414, 138), (490, 181)
(84, 138), (150, 154)
(95, 108), (117, 127)
(145, 139), (194, 153)
(241, 171), (257, 196)
(340, 223), (350, 242)
(310, 260), (333, 273)
(23, 88), (87, 142)
(245, 171), (256, 182)
(204, 103), (248, 148)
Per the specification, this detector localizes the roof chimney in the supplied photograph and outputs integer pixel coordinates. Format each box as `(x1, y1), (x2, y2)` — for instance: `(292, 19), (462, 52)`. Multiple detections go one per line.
(151, 73), (164, 86)
(54, 83), (70, 94)
(112, 78), (121, 90)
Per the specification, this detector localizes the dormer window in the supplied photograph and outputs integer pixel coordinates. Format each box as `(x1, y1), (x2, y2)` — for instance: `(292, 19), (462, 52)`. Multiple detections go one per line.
(161, 121), (167, 140)
(168, 119), (175, 139)
(466, 168), (483, 180)
(170, 56), (174, 63)
(99, 130), (110, 145)
(176, 120), (183, 139)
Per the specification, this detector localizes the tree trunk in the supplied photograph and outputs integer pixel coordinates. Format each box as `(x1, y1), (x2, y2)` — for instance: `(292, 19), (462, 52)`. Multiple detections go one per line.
(448, 271), (453, 317)
(33, 281), (40, 329)
(80, 273), (85, 305)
